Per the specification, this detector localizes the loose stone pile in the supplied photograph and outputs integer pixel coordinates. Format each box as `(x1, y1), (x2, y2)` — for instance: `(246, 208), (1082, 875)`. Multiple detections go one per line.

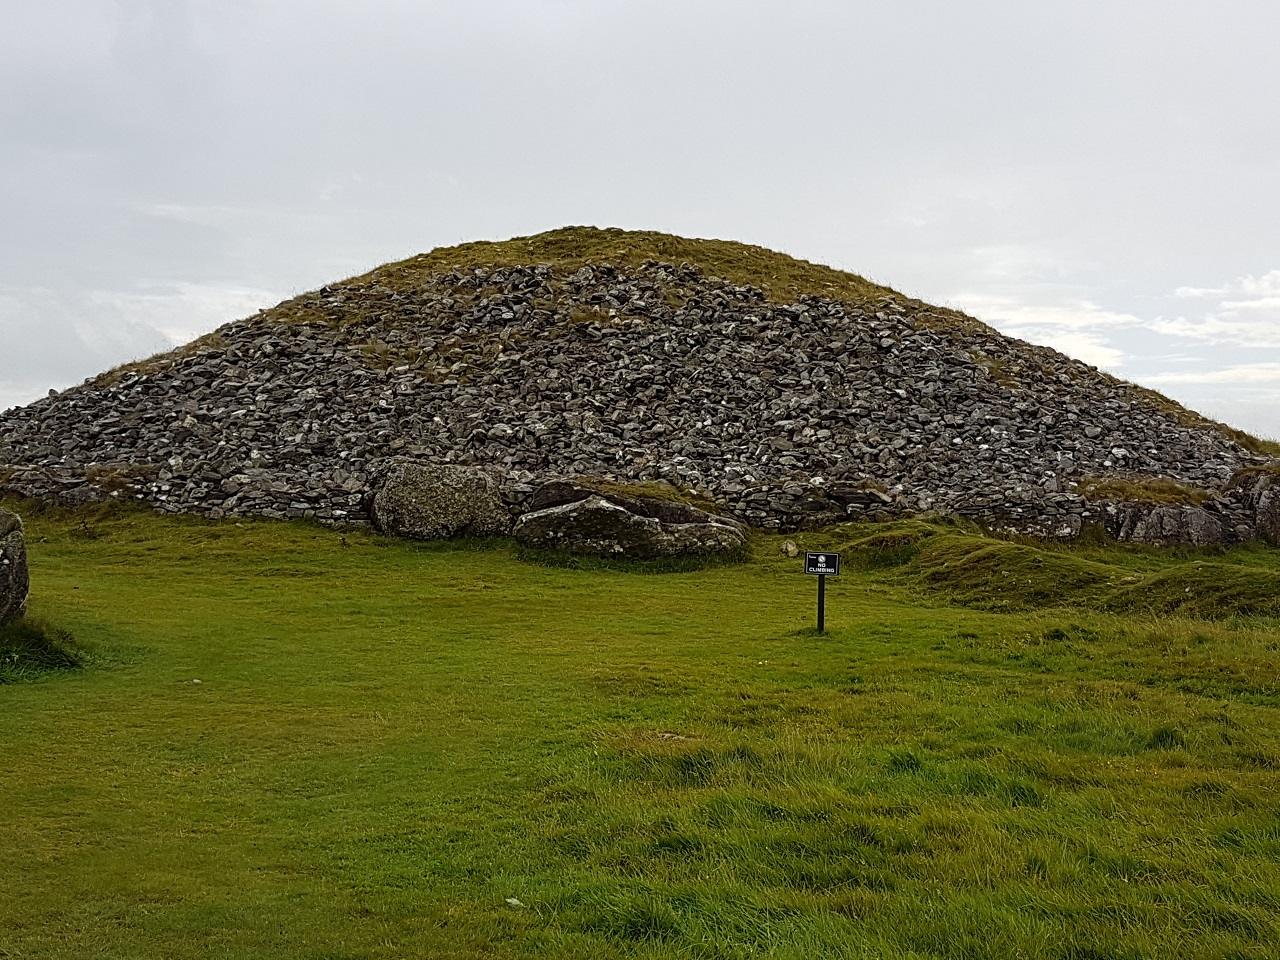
(1, 255), (1276, 543)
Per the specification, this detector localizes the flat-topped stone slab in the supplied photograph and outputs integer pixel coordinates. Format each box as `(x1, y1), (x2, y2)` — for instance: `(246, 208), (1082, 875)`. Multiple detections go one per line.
(513, 480), (745, 559)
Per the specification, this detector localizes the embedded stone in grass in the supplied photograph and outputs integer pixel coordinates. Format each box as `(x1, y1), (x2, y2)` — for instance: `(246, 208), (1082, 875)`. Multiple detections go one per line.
(369, 459), (512, 541)
(1104, 502), (1225, 547)
(513, 482), (746, 559)
(0, 507), (29, 624)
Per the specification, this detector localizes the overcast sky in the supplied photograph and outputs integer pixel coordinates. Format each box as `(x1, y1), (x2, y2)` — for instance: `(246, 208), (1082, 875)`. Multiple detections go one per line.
(3, 0), (1278, 439)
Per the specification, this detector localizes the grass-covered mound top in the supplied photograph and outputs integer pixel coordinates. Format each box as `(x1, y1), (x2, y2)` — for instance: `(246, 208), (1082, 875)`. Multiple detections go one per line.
(364, 226), (923, 313)
(182, 225), (1274, 461)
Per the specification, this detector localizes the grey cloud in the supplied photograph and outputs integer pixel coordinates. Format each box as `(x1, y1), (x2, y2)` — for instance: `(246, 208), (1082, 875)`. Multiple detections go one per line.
(0, 286), (172, 411)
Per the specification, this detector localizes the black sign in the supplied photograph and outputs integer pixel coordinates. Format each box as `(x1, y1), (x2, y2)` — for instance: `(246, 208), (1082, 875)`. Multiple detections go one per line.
(804, 552), (840, 576)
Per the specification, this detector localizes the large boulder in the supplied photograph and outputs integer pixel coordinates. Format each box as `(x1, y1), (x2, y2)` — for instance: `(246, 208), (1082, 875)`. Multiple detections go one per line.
(1, 507), (29, 624)
(513, 480), (746, 559)
(1103, 502), (1225, 547)
(368, 460), (512, 540)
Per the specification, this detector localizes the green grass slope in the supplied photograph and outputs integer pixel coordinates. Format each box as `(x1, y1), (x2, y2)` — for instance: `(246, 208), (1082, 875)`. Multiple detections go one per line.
(830, 521), (1280, 619)
(363, 225), (917, 314)
(2, 502), (1279, 959)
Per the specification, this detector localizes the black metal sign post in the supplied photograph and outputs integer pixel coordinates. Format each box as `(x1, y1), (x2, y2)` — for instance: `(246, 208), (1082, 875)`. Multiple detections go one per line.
(804, 552), (840, 632)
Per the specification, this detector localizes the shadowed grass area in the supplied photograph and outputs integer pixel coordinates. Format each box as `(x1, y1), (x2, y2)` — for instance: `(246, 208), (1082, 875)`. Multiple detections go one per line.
(0, 617), (84, 682)
(2, 502), (1278, 958)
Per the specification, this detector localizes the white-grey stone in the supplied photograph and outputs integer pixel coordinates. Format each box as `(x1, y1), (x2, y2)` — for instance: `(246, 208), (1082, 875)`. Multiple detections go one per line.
(1106, 503), (1225, 547)
(513, 489), (745, 560)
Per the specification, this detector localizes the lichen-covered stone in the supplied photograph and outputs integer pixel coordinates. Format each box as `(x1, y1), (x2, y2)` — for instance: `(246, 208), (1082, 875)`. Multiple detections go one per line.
(1257, 486), (1280, 545)
(513, 492), (745, 559)
(369, 461), (511, 541)
(1104, 503), (1225, 547)
(523, 479), (743, 528)
(0, 507), (29, 624)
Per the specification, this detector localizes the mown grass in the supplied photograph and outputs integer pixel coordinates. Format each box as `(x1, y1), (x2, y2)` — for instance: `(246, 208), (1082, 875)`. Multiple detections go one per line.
(2, 503), (1279, 958)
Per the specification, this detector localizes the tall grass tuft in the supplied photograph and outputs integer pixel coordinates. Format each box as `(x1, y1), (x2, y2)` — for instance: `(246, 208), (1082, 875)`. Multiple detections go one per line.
(0, 618), (83, 682)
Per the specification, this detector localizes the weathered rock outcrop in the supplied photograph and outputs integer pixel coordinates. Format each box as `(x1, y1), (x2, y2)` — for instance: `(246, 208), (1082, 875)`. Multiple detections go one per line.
(0, 228), (1275, 542)
(514, 481), (746, 559)
(1228, 468), (1280, 545)
(368, 461), (511, 540)
(0, 508), (29, 624)
(1103, 502), (1226, 547)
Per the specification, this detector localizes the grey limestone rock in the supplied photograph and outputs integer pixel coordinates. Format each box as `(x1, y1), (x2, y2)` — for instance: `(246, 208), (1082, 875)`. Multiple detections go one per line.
(1104, 502), (1225, 547)
(0, 507), (29, 624)
(523, 479), (742, 529)
(1228, 468), (1280, 544)
(513, 482), (745, 559)
(369, 460), (512, 541)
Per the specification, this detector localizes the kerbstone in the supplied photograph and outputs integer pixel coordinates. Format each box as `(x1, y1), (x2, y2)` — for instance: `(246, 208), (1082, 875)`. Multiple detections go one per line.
(1106, 503), (1226, 547)
(0, 508), (29, 624)
(1229, 469), (1280, 545)
(369, 461), (511, 541)
(513, 494), (745, 560)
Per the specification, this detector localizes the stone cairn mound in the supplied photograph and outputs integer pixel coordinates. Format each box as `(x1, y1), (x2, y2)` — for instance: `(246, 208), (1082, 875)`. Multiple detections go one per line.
(2, 249), (1277, 545)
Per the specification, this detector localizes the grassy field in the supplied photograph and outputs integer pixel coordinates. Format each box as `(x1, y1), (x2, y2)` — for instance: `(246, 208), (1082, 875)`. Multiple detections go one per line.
(2, 502), (1279, 959)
